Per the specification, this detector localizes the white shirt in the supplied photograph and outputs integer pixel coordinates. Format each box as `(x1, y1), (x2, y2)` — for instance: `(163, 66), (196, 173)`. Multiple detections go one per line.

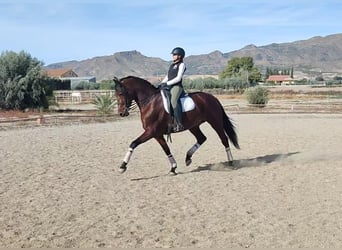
(161, 62), (186, 86)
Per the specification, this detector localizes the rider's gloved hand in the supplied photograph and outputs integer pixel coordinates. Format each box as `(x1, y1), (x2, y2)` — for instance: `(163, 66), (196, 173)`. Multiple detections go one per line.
(158, 82), (169, 90)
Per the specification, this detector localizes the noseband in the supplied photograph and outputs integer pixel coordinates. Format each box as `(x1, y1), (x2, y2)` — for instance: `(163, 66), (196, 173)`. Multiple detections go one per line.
(116, 83), (133, 115)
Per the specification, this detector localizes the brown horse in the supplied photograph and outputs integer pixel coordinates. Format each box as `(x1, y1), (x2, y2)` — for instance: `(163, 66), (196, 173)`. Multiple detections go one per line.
(114, 76), (239, 175)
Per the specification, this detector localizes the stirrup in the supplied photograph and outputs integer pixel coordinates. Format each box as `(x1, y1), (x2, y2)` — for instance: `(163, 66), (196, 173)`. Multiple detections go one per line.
(173, 123), (184, 132)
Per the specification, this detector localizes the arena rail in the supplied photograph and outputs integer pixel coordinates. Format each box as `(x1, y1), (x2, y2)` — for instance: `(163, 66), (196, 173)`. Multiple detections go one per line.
(1, 101), (342, 130)
(0, 113), (121, 130)
(53, 90), (116, 104)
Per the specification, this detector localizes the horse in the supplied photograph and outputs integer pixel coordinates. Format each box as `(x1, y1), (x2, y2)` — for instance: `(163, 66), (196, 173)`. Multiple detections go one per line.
(114, 76), (240, 175)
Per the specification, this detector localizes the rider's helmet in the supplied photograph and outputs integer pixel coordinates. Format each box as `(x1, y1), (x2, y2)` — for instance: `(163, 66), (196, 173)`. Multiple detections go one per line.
(171, 47), (185, 58)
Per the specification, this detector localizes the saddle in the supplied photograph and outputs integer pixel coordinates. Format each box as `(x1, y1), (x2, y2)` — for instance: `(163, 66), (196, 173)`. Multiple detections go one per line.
(160, 89), (195, 113)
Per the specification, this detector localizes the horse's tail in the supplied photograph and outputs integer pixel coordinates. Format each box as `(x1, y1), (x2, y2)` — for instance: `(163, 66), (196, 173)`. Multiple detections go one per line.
(221, 105), (240, 149)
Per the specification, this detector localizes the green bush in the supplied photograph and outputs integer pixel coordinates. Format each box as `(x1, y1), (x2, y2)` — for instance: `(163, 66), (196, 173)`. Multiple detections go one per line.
(92, 94), (116, 115)
(99, 80), (116, 90)
(0, 50), (48, 110)
(74, 81), (100, 90)
(245, 86), (269, 106)
(183, 76), (248, 92)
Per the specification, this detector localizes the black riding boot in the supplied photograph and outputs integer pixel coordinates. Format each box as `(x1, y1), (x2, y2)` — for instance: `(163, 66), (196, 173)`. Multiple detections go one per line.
(173, 107), (184, 132)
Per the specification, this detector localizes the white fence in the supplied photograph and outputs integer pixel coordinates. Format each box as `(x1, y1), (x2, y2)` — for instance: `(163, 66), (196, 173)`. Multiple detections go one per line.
(53, 90), (116, 104)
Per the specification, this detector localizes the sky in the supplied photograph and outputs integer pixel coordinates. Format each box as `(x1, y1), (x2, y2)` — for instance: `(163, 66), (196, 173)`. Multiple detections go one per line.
(1, 0), (341, 65)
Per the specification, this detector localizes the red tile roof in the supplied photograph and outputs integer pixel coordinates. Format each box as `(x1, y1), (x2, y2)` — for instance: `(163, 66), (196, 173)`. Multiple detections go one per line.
(267, 75), (293, 81)
(44, 68), (78, 78)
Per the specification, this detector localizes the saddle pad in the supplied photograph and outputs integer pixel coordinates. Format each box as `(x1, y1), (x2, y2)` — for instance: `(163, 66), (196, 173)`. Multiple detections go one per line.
(161, 91), (195, 113)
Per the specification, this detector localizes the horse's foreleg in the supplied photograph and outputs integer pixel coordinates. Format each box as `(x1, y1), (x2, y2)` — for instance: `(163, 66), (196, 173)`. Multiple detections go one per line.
(186, 126), (207, 166)
(119, 130), (153, 173)
(154, 136), (178, 175)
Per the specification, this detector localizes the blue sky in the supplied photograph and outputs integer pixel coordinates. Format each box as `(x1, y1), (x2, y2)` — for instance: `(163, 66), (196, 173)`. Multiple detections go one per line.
(1, 0), (341, 65)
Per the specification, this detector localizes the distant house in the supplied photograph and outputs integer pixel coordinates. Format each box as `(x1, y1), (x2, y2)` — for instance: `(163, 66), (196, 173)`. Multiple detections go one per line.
(44, 68), (96, 89)
(45, 68), (79, 78)
(61, 76), (96, 89)
(266, 75), (294, 85)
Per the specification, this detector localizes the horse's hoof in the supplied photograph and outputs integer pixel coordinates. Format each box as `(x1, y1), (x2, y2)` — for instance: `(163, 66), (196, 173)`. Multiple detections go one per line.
(169, 167), (178, 176)
(228, 161), (233, 167)
(185, 158), (192, 166)
(118, 162), (127, 173)
(118, 167), (127, 174)
(169, 171), (178, 176)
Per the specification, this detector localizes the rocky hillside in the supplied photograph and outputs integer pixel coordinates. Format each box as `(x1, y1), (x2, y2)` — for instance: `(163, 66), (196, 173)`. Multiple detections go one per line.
(227, 34), (342, 72)
(46, 33), (342, 80)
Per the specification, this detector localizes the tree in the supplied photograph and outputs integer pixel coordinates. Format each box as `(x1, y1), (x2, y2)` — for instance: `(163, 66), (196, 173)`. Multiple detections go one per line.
(219, 57), (242, 79)
(265, 66), (294, 78)
(219, 57), (261, 84)
(0, 50), (48, 110)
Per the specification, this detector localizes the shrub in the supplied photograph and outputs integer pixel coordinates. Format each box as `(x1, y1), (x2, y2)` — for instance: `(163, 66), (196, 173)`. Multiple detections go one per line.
(92, 94), (116, 115)
(245, 86), (269, 106)
(0, 50), (48, 110)
(74, 81), (100, 90)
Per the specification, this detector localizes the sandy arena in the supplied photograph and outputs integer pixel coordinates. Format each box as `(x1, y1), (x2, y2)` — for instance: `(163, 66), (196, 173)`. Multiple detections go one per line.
(1, 112), (342, 247)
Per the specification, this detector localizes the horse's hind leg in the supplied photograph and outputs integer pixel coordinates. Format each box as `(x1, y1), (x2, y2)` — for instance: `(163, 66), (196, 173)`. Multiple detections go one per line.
(154, 136), (178, 175)
(208, 121), (234, 166)
(185, 126), (207, 166)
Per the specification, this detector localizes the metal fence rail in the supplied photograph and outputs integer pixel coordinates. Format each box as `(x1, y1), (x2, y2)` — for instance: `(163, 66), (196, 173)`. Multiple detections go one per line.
(0, 113), (121, 130)
(53, 90), (116, 104)
(223, 101), (342, 114)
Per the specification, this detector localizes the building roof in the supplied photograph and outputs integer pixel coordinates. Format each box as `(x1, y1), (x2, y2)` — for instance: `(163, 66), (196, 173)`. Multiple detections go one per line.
(45, 68), (78, 78)
(267, 75), (293, 81)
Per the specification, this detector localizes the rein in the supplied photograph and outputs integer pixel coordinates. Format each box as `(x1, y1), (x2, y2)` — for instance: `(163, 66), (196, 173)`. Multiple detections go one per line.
(136, 92), (159, 108)
(120, 86), (132, 114)
(123, 88), (159, 110)
(116, 76), (159, 112)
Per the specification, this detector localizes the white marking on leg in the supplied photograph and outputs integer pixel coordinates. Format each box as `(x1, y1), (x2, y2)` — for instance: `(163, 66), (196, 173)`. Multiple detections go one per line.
(226, 147), (233, 162)
(167, 154), (177, 168)
(123, 148), (134, 163)
(187, 143), (201, 157)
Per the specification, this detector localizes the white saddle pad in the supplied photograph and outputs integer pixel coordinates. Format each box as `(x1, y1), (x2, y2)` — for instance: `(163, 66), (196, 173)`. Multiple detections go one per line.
(161, 91), (195, 113)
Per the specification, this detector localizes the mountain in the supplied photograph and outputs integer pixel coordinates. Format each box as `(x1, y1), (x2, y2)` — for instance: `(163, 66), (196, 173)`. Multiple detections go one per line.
(45, 50), (169, 80)
(46, 33), (342, 80)
(225, 34), (342, 73)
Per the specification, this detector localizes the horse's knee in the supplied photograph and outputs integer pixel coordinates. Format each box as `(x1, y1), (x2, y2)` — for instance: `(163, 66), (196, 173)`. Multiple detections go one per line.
(198, 135), (207, 145)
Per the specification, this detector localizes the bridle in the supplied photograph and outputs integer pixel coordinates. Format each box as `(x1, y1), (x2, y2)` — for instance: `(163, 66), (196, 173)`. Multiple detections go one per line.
(115, 83), (134, 116)
(115, 78), (159, 114)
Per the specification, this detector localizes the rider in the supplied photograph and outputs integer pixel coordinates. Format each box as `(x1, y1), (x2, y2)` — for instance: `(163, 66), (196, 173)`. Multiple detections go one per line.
(159, 47), (186, 132)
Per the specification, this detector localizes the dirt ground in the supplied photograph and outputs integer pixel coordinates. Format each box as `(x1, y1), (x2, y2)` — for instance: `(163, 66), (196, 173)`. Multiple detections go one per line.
(1, 110), (342, 247)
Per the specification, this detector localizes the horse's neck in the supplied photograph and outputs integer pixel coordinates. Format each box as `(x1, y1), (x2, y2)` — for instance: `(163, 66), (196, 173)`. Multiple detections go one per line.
(135, 87), (158, 107)
(126, 77), (158, 106)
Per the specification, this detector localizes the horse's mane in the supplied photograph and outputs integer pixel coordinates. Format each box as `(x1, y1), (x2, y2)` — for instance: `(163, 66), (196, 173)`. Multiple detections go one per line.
(120, 76), (156, 89)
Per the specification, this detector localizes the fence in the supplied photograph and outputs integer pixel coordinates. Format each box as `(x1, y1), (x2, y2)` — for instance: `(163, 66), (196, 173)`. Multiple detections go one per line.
(53, 90), (116, 104)
(222, 101), (342, 114)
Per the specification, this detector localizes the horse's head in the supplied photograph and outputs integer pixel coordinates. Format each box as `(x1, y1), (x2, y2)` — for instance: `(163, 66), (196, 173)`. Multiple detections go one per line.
(114, 76), (158, 117)
(114, 77), (133, 117)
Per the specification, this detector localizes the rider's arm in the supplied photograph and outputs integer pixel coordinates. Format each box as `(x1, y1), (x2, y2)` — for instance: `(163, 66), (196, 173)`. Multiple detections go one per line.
(166, 63), (186, 86)
(161, 75), (168, 83)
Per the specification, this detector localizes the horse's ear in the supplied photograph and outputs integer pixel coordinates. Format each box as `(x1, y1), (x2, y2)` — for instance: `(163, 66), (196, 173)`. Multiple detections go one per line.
(113, 76), (120, 84)
(113, 76), (121, 90)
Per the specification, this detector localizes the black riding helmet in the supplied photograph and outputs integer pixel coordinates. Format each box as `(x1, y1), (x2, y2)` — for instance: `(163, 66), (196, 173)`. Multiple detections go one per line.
(171, 47), (185, 58)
